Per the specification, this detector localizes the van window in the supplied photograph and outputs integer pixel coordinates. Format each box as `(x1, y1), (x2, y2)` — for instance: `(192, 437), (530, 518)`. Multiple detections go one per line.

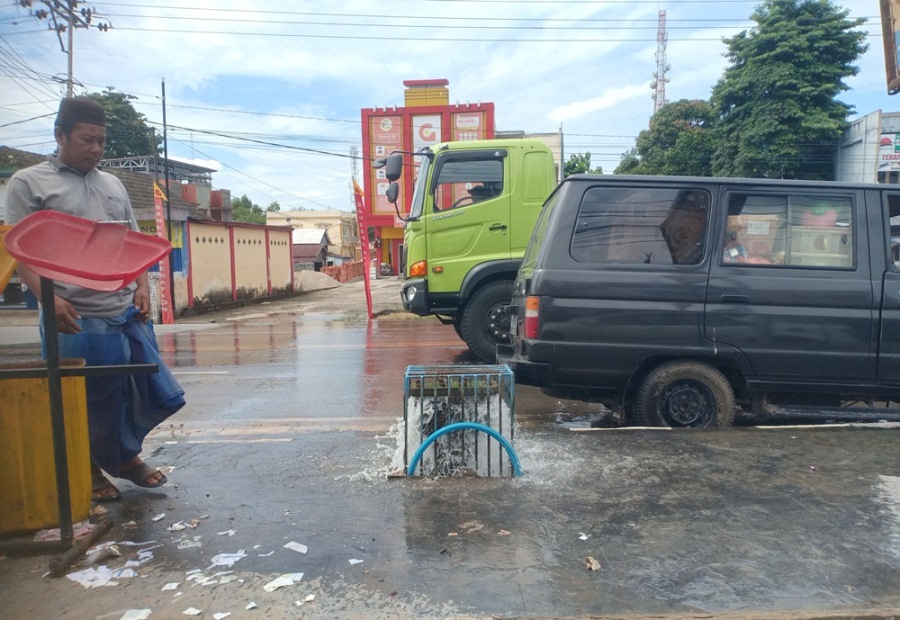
(522, 189), (561, 272)
(433, 158), (503, 212)
(724, 193), (853, 268)
(571, 187), (709, 265)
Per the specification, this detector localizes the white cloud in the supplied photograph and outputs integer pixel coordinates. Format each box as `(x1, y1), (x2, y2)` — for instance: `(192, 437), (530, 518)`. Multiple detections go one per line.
(549, 85), (651, 123)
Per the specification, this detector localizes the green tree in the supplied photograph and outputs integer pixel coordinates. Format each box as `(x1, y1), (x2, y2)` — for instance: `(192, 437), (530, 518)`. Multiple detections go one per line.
(231, 194), (265, 224)
(614, 148), (642, 175)
(710, 0), (867, 180)
(87, 88), (161, 159)
(614, 99), (717, 176)
(564, 152), (602, 177)
(266, 201), (281, 212)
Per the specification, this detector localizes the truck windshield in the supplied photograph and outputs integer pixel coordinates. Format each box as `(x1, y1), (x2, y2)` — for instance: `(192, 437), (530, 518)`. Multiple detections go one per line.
(408, 155), (431, 220)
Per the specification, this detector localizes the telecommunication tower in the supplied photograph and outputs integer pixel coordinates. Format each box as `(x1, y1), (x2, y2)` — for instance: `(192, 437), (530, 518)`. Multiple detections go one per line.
(650, 10), (670, 114)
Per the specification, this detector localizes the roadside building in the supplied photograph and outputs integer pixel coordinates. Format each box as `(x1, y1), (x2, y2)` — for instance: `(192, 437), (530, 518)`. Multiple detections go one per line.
(291, 228), (332, 271)
(835, 110), (900, 184)
(266, 210), (360, 264)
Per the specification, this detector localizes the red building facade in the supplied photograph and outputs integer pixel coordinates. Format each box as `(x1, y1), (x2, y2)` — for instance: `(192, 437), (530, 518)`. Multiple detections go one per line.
(360, 79), (495, 274)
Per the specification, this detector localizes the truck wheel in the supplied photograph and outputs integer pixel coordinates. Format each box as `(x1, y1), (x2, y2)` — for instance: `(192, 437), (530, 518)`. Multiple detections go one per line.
(453, 316), (463, 339)
(460, 280), (514, 363)
(633, 360), (735, 428)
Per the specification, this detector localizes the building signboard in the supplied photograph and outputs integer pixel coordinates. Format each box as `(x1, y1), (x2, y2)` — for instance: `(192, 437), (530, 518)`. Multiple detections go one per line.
(369, 115), (404, 216)
(881, 133), (900, 171)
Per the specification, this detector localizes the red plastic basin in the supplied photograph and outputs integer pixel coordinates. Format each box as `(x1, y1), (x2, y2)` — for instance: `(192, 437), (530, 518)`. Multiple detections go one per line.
(4, 210), (172, 292)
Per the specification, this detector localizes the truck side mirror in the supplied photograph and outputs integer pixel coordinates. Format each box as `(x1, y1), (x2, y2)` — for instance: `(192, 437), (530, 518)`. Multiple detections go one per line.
(386, 182), (399, 205)
(384, 154), (403, 182)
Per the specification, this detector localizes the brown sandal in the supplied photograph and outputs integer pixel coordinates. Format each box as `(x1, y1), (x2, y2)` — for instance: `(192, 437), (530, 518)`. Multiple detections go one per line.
(91, 472), (121, 501)
(117, 462), (167, 488)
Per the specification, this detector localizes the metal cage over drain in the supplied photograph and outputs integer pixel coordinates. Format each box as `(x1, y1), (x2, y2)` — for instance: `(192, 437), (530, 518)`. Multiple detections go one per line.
(404, 365), (515, 477)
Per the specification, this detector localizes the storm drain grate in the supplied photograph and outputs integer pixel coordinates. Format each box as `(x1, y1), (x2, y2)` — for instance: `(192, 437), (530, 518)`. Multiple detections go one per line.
(404, 365), (515, 477)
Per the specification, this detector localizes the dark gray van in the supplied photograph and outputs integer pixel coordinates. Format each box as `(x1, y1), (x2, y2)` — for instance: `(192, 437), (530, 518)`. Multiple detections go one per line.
(498, 175), (900, 427)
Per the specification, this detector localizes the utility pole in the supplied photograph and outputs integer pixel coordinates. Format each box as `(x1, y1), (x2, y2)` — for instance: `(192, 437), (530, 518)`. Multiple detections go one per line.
(18, 1), (111, 96)
(650, 9), (670, 115)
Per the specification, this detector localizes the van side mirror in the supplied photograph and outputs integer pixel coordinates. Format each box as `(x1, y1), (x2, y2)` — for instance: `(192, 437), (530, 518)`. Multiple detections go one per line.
(386, 182), (399, 205)
(383, 154), (403, 182)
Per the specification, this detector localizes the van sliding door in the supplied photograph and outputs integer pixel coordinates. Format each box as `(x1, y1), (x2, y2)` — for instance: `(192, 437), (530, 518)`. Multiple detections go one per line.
(706, 189), (875, 385)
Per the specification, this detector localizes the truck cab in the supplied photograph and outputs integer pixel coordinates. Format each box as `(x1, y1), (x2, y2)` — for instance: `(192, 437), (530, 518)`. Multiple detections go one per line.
(383, 139), (556, 361)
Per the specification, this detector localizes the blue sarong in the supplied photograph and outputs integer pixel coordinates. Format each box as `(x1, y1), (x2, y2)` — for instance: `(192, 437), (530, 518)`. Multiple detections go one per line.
(43, 306), (185, 475)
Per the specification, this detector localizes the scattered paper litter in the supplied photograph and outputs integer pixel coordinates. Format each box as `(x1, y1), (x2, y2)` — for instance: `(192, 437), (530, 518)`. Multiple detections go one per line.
(110, 568), (137, 579)
(263, 572), (304, 592)
(295, 593), (316, 606)
(183, 608), (202, 616)
(284, 541), (307, 554)
(245, 602), (258, 610)
(151, 513), (166, 522)
(348, 559), (364, 566)
(119, 610), (151, 620)
(168, 521), (188, 531)
(33, 520), (94, 542)
(217, 530), (236, 536)
(579, 533), (591, 540)
(212, 613), (231, 620)
(176, 537), (202, 549)
(457, 520), (484, 533)
(208, 550), (247, 569)
(584, 556), (602, 571)
(162, 582), (180, 591)
(257, 550), (274, 557)
(85, 545), (120, 565)
(66, 566), (122, 589)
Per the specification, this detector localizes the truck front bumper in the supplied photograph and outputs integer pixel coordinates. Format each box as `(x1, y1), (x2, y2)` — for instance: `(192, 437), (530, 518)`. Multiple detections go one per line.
(401, 278), (430, 316)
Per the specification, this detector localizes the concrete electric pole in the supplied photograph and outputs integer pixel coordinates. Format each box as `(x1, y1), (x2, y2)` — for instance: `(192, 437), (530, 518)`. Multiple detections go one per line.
(17, 1), (111, 96)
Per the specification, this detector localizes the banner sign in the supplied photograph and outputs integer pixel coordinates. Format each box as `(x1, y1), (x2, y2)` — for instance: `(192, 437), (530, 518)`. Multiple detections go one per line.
(153, 181), (175, 324)
(354, 179), (374, 319)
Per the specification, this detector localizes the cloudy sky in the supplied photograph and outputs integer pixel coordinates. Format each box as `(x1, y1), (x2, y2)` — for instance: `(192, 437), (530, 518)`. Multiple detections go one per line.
(0, 0), (895, 212)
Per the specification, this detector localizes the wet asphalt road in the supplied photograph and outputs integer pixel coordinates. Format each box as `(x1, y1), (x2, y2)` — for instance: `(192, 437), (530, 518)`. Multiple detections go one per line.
(2, 302), (900, 619)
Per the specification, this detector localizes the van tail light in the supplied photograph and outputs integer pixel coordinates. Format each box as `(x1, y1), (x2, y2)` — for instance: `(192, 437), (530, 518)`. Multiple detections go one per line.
(409, 260), (427, 278)
(524, 296), (540, 339)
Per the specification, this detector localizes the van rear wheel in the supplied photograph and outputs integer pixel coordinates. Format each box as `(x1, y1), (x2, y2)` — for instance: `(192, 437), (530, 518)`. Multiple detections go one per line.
(460, 280), (514, 363)
(634, 361), (735, 428)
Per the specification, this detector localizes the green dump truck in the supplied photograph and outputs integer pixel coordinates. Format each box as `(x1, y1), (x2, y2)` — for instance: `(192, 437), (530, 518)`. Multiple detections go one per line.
(381, 138), (557, 361)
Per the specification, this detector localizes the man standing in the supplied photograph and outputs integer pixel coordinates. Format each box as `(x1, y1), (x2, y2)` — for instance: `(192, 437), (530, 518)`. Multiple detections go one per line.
(5, 96), (184, 501)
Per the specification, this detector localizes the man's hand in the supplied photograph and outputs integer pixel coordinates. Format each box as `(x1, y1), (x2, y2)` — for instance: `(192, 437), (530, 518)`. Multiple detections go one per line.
(133, 286), (151, 322)
(54, 295), (82, 334)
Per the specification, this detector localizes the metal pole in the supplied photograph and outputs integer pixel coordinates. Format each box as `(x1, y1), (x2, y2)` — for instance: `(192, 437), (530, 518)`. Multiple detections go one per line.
(66, 2), (74, 97)
(162, 78), (175, 297)
(41, 277), (74, 547)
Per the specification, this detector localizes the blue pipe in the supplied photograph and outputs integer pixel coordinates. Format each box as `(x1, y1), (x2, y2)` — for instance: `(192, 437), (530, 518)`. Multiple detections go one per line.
(406, 422), (523, 477)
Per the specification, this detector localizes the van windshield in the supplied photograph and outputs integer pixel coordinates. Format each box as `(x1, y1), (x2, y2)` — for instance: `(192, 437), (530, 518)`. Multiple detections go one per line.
(408, 155), (431, 220)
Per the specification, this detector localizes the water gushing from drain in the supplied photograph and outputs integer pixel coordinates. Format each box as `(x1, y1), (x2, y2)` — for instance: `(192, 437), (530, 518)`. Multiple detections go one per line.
(403, 365), (516, 477)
